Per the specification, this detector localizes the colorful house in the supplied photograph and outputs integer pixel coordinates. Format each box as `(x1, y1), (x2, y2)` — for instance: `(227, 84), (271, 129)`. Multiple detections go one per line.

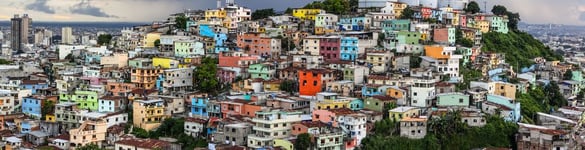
(292, 9), (323, 20)
(381, 19), (410, 32)
(319, 36), (341, 62)
(340, 37), (359, 61)
(20, 80), (48, 94)
(174, 40), (205, 57)
(248, 63), (276, 80)
(133, 99), (169, 131)
(191, 97), (208, 118)
(59, 90), (99, 111)
(143, 32), (161, 48)
(364, 95), (397, 113)
(22, 96), (44, 118)
(388, 106), (420, 122)
(298, 69), (335, 96)
(436, 92), (470, 107)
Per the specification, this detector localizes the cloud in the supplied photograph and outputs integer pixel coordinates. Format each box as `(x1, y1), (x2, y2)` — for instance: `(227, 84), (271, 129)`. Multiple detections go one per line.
(70, 0), (118, 18)
(25, 0), (56, 14)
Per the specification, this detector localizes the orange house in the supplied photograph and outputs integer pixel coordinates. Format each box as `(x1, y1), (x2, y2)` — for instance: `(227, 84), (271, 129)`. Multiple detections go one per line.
(386, 86), (407, 99)
(424, 45), (450, 59)
(298, 69), (335, 96)
(219, 100), (264, 118)
(291, 121), (328, 136)
(106, 82), (136, 97)
(237, 33), (274, 56)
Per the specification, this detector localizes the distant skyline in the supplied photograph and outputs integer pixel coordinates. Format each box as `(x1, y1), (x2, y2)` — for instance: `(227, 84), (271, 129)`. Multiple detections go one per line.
(0, 0), (584, 25)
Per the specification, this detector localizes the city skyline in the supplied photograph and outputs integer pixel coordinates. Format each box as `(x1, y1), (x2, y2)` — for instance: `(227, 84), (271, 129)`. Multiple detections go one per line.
(0, 0), (584, 25)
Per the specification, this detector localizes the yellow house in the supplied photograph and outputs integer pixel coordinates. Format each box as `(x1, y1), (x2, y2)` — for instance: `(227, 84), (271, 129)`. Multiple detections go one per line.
(474, 20), (490, 33)
(315, 99), (351, 110)
(152, 57), (183, 69)
(388, 106), (420, 122)
(143, 32), (161, 48)
(392, 2), (408, 17)
(205, 9), (227, 21)
(263, 80), (282, 92)
(494, 82), (517, 100)
(131, 67), (162, 89)
(293, 9), (323, 20)
(45, 114), (56, 123)
(273, 139), (294, 150)
(452, 13), (460, 26)
(133, 99), (169, 131)
(69, 118), (107, 147)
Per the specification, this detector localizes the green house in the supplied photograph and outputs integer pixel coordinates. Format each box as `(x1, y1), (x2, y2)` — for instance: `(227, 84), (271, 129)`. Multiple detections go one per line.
(247, 63), (275, 80)
(436, 92), (470, 107)
(364, 95), (396, 114)
(59, 90), (99, 111)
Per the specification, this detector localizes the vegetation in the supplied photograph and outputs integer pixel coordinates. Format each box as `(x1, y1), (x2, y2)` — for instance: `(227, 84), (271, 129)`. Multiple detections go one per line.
(464, 1), (481, 14)
(399, 7), (414, 19)
(362, 113), (518, 150)
(517, 83), (567, 123)
(491, 5), (508, 16)
(279, 80), (298, 94)
(482, 31), (563, 70)
(175, 14), (188, 30)
(97, 34), (112, 45)
(252, 8), (276, 20)
(455, 28), (474, 47)
(194, 57), (219, 94)
(564, 70), (573, 80)
(154, 39), (161, 48)
(409, 54), (422, 68)
(0, 59), (12, 65)
(75, 144), (105, 150)
(456, 66), (483, 91)
(294, 133), (313, 150)
(41, 101), (54, 120)
(303, 0), (352, 15)
(132, 118), (208, 149)
(490, 5), (521, 31)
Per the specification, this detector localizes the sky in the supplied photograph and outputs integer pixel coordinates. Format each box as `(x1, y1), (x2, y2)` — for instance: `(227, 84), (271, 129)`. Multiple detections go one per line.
(0, 0), (584, 25)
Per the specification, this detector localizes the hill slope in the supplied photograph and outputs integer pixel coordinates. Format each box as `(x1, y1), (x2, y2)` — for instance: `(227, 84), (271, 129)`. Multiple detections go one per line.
(481, 31), (563, 69)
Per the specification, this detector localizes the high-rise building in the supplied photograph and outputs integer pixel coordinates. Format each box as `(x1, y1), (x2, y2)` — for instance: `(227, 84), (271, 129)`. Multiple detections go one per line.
(34, 28), (53, 46)
(61, 27), (73, 44)
(11, 14), (32, 53)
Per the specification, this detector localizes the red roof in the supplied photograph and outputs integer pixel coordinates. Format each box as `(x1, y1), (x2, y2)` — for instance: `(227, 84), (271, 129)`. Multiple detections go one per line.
(185, 117), (208, 124)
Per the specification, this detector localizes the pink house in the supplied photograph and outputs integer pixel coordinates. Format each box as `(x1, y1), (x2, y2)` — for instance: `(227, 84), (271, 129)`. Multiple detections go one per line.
(319, 36), (341, 62)
(312, 108), (355, 127)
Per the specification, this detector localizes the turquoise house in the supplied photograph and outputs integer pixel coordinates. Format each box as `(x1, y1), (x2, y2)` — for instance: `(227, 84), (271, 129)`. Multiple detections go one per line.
(348, 99), (364, 111)
(247, 63), (275, 80)
(436, 92), (469, 107)
(381, 19), (411, 32)
(488, 16), (509, 34)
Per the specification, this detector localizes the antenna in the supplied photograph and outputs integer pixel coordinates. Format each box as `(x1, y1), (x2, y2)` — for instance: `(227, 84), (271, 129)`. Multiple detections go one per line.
(483, 0), (487, 13)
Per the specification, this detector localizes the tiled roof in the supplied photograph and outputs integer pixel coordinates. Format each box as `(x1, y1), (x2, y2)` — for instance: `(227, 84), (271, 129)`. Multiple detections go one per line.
(116, 138), (170, 149)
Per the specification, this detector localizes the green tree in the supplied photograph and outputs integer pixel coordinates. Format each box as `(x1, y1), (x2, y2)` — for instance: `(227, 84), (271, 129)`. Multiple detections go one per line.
(410, 55), (422, 68)
(564, 70), (573, 80)
(280, 80), (298, 94)
(507, 12), (521, 31)
(482, 31), (562, 69)
(464, 1), (481, 14)
(154, 39), (161, 48)
(455, 28), (474, 47)
(175, 14), (188, 30)
(194, 57), (219, 94)
(303, 0), (351, 15)
(252, 8), (276, 20)
(285, 8), (294, 14)
(545, 82), (568, 108)
(97, 34), (112, 45)
(491, 5), (508, 16)
(578, 89), (585, 100)
(295, 133), (313, 150)
(41, 101), (54, 120)
(0, 59), (12, 64)
(76, 144), (105, 150)
(399, 7), (414, 19)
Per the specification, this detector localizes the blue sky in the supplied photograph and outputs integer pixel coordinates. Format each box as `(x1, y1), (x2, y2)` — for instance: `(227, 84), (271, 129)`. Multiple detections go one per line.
(0, 0), (584, 25)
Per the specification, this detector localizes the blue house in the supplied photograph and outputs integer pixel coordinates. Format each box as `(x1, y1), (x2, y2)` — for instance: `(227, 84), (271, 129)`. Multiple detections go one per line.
(20, 80), (48, 94)
(22, 96), (42, 118)
(361, 85), (391, 97)
(340, 37), (358, 61)
(338, 17), (369, 31)
(84, 53), (101, 64)
(20, 120), (34, 134)
(155, 74), (164, 92)
(191, 97), (209, 118)
(485, 94), (521, 122)
(186, 20), (196, 32)
(199, 24), (216, 38)
(214, 33), (229, 54)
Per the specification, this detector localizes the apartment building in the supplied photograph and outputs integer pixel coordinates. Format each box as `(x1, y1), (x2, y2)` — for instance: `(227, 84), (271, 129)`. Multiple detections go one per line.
(247, 110), (303, 148)
(132, 99), (168, 131)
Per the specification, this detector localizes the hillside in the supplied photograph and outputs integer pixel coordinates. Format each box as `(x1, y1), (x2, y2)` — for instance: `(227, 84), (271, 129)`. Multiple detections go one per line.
(481, 31), (563, 69)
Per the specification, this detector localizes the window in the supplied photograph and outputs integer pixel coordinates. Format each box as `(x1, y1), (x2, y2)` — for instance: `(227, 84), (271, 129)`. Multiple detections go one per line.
(459, 99), (464, 103)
